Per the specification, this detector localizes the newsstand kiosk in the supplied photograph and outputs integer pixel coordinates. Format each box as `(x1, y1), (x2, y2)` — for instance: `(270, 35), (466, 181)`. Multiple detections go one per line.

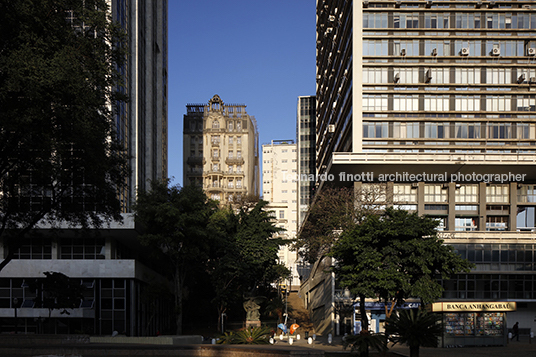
(430, 302), (516, 347)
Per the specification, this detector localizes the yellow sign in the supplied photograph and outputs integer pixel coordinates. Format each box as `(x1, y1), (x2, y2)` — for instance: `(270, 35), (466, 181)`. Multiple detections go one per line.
(430, 302), (516, 312)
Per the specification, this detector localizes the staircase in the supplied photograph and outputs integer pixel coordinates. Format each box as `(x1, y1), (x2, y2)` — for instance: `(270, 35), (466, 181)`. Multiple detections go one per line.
(287, 292), (314, 335)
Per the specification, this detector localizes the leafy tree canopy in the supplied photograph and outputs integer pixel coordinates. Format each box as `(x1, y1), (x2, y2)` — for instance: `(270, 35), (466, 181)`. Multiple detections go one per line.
(134, 179), (217, 334)
(0, 0), (129, 271)
(207, 200), (289, 322)
(330, 207), (474, 324)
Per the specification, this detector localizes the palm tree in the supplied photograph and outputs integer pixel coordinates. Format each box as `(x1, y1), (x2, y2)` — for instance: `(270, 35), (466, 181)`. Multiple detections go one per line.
(385, 309), (442, 357)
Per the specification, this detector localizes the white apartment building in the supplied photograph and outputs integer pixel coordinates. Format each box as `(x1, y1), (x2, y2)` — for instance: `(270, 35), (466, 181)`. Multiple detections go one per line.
(262, 140), (300, 288)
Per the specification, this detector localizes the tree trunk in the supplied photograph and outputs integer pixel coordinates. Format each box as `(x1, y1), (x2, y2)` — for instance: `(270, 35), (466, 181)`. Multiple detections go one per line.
(359, 294), (368, 330)
(174, 264), (183, 335)
(410, 345), (420, 357)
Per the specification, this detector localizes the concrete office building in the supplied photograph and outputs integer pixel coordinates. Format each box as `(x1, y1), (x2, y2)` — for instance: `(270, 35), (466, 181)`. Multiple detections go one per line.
(297, 96), (317, 228)
(0, 0), (169, 336)
(301, 0), (536, 344)
(183, 95), (260, 202)
(262, 140), (300, 286)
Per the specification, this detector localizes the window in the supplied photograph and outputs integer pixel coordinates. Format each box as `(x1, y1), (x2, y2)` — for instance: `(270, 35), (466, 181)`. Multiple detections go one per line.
(237, 136), (242, 145)
(237, 150), (242, 158)
(211, 135), (220, 144)
(486, 69), (511, 84)
(229, 137), (233, 145)
(394, 184), (417, 202)
(455, 184), (479, 203)
(394, 122), (420, 138)
(424, 123), (449, 139)
(487, 123), (512, 139)
(212, 149), (219, 158)
(279, 210), (285, 219)
(14, 238), (52, 259)
(363, 94), (388, 111)
(393, 67), (419, 84)
(236, 179), (242, 188)
(455, 217), (478, 231)
(228, 180), (234, 188)
(486, 185), (509, 203)
(455, 123), (481, 138)
(363, 122), (388, 138)
(393, 94), (419, 111)
(228, 121), (233, 130)
(517, 95), (536, 112)
(518, 185), (536, 203)
(363, 67), (388, 84)
(486, 216), (508, 231)
(228, 151), (234, 158)
(212, 120), (220, 129)
(455, 68), (481, 84)
(455, 95), (481, 111)
(60, 238), (105, 259)
(424, 185), (448, 202)
(424, 95), (449, 111)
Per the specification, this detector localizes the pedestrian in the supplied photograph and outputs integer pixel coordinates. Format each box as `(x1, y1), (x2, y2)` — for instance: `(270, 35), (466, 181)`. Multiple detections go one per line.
(512, 322), (519, 341)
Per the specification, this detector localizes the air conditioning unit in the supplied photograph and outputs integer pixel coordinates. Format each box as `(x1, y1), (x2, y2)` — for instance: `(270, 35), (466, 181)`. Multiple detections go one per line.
(528, 48), (536, 56)
(492, 47), (500, 56)
(460, 48), (469, 56)
(400, 48), (406, 56)
(431, 48), (438, 56)
(328, 124), (335, 133)
(518, 74), (526, 84)
(425, 69), (432, 83)
(394, 73), (400, 83)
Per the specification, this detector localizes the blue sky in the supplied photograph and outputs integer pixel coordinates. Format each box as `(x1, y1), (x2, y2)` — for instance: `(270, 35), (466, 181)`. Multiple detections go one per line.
(168, 0), (316, 185)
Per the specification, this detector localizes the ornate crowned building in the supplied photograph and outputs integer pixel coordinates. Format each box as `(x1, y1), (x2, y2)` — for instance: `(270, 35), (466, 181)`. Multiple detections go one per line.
(183, 95), (260, 202)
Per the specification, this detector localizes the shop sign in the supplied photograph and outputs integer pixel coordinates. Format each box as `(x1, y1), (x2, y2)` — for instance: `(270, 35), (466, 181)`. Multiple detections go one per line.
(430, 302), (516, 312)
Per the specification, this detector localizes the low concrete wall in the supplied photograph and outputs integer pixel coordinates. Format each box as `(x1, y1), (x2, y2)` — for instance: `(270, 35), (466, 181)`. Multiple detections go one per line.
(0, 343), (325, 357)
(90, 335), (203, 345)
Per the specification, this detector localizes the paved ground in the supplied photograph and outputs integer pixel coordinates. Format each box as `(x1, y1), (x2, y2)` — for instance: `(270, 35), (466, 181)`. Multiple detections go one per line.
(273, 335), (536, 357)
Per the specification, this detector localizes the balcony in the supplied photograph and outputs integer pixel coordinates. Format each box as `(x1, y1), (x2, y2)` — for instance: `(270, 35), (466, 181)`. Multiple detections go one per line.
(226, 157), (245, 165)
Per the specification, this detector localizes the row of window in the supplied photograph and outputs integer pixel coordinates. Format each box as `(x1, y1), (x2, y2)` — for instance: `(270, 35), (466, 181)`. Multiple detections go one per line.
(13, 238), (105, 260)
(208, 178), (243, 189)
(443, 274), (536, 300)
(364, 67), (535, 85)
(211, 120), (244, 130)
(210, 135), (242, 146)
(209, 163), (243, 173)
(363, 95), (535, 113)
(363, 12), (536, 30)
(363, 39), (536, 57)
(363, 121), (535, 139)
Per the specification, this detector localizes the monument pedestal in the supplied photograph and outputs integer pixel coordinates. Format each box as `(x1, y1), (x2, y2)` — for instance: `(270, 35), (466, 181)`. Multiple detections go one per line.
(245, 320), (261, 328)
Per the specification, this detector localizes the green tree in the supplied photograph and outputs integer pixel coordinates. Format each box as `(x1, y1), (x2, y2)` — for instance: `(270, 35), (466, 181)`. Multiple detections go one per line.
(0, 0), (129, 272)
(134, 180), (217, 335)
(385, 309), (443, 357)
(207, 200), (289, 327)
(330, 208), (473, 331)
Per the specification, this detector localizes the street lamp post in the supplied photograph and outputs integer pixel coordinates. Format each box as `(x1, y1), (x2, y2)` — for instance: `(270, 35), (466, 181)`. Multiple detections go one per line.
(13, 297), (18, 334)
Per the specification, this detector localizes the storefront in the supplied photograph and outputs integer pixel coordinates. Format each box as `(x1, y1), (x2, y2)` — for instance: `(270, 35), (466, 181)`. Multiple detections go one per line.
(430, 302), (516, 347)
